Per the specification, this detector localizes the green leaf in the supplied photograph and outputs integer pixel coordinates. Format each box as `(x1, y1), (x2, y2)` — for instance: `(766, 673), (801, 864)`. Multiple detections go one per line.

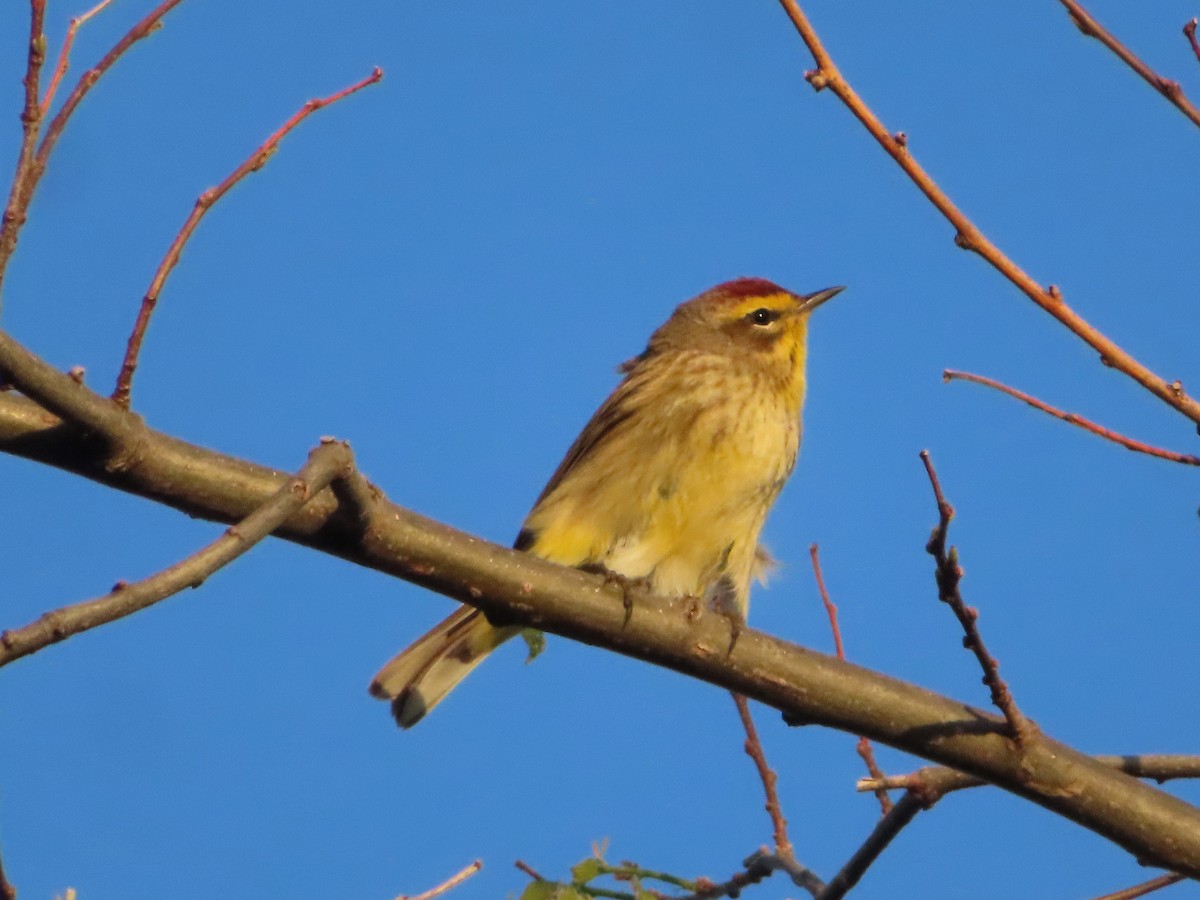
(570, 857), (603, 885)
(521, 628), (546, 662)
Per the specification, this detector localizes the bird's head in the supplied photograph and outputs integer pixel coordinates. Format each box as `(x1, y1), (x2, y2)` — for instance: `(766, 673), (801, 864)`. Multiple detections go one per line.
(628, 278), (844, 375)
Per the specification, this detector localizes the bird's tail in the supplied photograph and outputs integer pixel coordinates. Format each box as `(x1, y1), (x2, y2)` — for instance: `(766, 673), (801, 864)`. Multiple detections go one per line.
(369, 606), (519, 728)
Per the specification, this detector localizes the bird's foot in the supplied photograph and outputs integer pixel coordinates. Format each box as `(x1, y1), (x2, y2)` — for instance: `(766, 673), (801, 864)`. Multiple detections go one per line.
(585, 565), (651, 628)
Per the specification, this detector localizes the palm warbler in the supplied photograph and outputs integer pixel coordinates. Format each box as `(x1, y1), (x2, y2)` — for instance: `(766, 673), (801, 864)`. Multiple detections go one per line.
(370, 277), (842, 727)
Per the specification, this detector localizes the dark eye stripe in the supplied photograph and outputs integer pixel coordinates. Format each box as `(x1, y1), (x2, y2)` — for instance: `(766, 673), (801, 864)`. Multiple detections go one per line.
(747, 308), (780, 326)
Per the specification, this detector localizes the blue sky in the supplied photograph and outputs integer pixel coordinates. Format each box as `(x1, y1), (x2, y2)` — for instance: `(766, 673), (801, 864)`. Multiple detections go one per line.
(2, 2), (1198, 898)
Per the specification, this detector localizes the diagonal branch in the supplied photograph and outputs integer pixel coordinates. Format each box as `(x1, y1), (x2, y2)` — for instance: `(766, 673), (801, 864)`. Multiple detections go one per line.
(1092, 873), (1186, 900)
(815, 793), (925, 900)
(0, 439), (352, 668)
(944, 370), (1200, 466)
(395, 860), (482, 900)
(1056, 0), (1200, 129)
(1, 384), (1200, 875)
(1186, 20), (1200, 68)
(111, 66), (384, 408)
(773, 0), (1200, 430)
(40, 0), (117, 117)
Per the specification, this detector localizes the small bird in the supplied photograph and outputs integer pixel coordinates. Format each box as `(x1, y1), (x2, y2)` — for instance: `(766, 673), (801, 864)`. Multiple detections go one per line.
(370, 277), (843, 727)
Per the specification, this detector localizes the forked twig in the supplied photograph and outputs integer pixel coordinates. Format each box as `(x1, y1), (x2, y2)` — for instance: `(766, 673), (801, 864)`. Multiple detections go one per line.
(919, 451), (1034, 745)
(773, 0), (1200, 429)
(0, 440), (353, 668)
(944, 370), (1200, 466)
(395, 860), (482, 900)
(1057, 0), (1200, 129)
(111, 66), (383, 408)
(40, 0), (117, 115)
(0, 0), (48, 297)
(808, 544), (892, 816)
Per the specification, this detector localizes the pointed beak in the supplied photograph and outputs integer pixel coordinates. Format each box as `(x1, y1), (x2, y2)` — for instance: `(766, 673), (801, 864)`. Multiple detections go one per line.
(795, 285), (845, 315)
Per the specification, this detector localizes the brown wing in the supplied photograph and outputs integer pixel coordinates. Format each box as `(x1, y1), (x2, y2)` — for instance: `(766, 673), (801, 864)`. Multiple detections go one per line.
(513, 367), (645, 550)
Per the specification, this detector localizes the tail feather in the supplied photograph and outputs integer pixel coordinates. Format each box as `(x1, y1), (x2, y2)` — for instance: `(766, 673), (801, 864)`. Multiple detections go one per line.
(369, 606), (518, 728)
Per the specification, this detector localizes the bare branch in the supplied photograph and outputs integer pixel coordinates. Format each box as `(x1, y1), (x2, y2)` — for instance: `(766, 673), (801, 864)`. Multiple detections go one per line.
(858, 755), (1200, 796)
(773, 0), (1200, 429)
(0, 440), (352, 668)
(395, 860), (482, 900)
(1057, 0), (1200, 129)
(0, 0), (48, 299)
(944, 370), (1200, 466)
(809, 544), (892, 816)
(2, 391), (1200, 875)
(40, 0), (116, 116)
(731, 693), (794, 860)
(920, 450), (1034, 745)
(815, 793), (926, 900)
(111, 66), (384, 408)
(1186, 19), (1200, 68)
(1091, 873), (1186, 900)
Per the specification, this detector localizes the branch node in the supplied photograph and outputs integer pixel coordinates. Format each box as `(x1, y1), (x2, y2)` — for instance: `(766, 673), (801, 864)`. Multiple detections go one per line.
(892, 131), (907, 148)
(805, 68), (829, 91)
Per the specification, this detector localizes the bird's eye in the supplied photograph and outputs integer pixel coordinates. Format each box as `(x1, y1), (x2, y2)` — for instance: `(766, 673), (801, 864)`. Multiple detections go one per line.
(747, 308), (779, 327)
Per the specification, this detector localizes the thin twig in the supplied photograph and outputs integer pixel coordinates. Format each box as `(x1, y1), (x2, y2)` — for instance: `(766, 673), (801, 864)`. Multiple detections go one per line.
(859, 755), (1200, 795)
(919, 450), (1034, 745)
(513, 860), (546, 883)
(1091, 873), (1186, 900)
(1057, 0), (1200, 129)
(0, 440), (352, 668)
(774, 0), (1200, 428)
(0, 0), (48, 300)
(1186, 20), (1200, 67)
(944, 370), (1200, 466)
(731, 693), (793, 859)
(2, 0), (188, 305)
(395, 860), (482, 900)
(40, 0), (117, 116)
(815, 793), (926, 900)
(110, 65), (383, 408)
(677, 848), (823, 900)
(809, 544), (892, 815)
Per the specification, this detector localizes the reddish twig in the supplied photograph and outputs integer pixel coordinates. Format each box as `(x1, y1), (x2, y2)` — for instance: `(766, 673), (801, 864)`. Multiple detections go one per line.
(1187, 20), (1200, 67)
(0, 0), (48, 299)
(1, 0), (185, 303)
(919, 450), (1034, 745)
(774, 0), (1200, 429)
(110, 65), (383, 408)
(1058, 0), (1200, 129)
(809, 544), (892, 816)
(513, 860), (546, 883)
(0, 440), (353, 668)
(944, 370), (1200, 466)
(731, 692), (794, 860)
(395, 860), (482, 900)
(1091, 873), (1186, 900)
(40, 0), (116, 116)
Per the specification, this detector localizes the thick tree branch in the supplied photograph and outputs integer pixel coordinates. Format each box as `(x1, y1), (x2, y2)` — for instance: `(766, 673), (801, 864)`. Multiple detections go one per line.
(1, 391), (1199, 877)
(0, 439), (352, 668)
(774, 0), (1200, 430)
